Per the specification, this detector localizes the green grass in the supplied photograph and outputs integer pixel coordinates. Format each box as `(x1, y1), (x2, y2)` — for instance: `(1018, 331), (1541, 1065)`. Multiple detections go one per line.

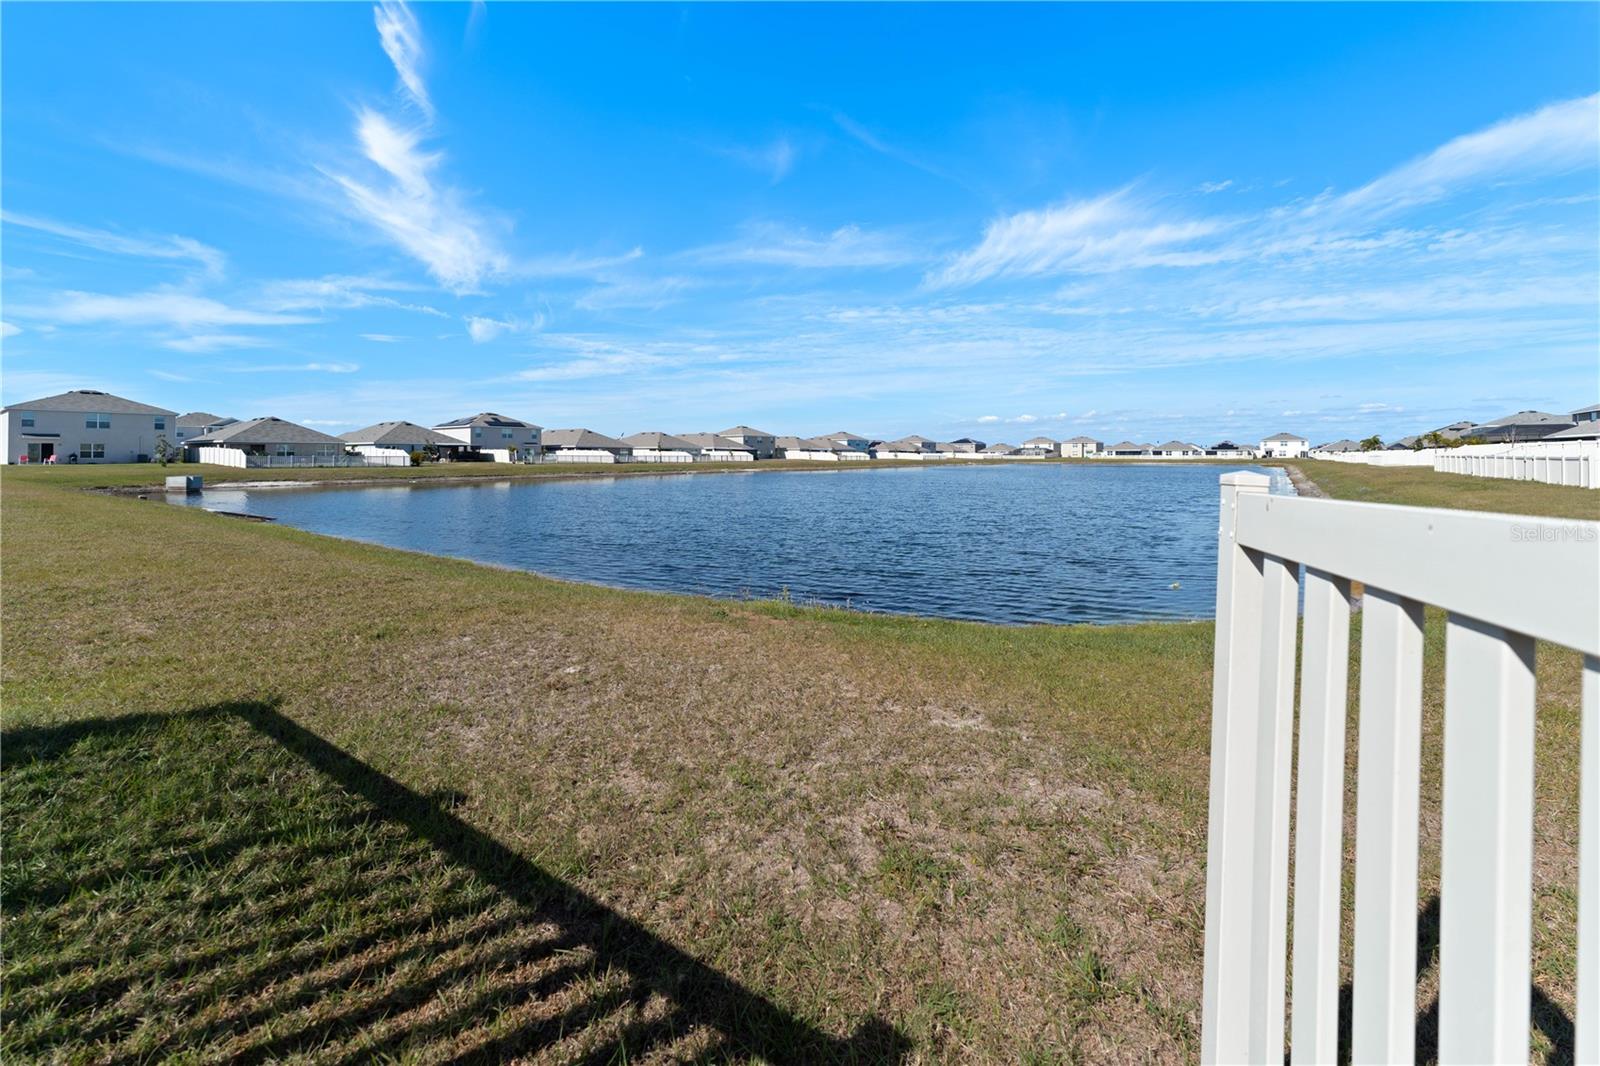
(1300, 458), (1600, 520)
(1, 462), (1591, 1062)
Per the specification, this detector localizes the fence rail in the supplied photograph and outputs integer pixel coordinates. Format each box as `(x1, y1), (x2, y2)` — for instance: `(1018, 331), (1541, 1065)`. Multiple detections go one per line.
(1201, 472), (1599, 1064)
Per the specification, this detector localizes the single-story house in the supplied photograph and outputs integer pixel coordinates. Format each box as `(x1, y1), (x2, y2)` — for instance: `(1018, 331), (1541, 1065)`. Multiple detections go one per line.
(1061, 436), (1102, 458)
(433, 412), (543, 462)
(823, 430), (872, 452)
(1105, 441), (1151, 456)
(775, 435), (845, 461)
(1312, 439), (1362, 455)
(541, 428), (633, 463)
(1207, 441), (1255, 458)
(2, 388), (177, 464)
(1259, 432), (1309, 459)
(1545, 403), (1600, 441)
(1018, 436), (1058, 457)
(980, 442), (1017, 457)
(1471, 410), (1574, 444)
(340, 421), (462, 462)
(1152, 440), (1205, 457)
(1430, 420), (1480, 441)
(719, 425), (777, 459)
(184, 416), (347, 467)
(174, 412), (238, 447)
(678, 433), (756, 461)
(621, 431), (700, 463)
(873, 436), (944, 460)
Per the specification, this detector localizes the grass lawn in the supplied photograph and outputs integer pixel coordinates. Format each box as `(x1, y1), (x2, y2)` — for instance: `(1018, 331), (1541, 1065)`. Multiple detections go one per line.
(1, 462), (1592, 1062)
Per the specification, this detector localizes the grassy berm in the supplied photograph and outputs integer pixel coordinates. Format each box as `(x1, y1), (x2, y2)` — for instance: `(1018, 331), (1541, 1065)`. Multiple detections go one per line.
(2, 462), (1594, 1063)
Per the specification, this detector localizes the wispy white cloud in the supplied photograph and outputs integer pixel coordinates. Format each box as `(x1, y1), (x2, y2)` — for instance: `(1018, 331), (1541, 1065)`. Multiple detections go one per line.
(329, 111), (510, 293)
(1325, 93), (1600, 219)
(361, 333), (405, 342)
(929, 189), (1227, 287)
(693, 223), (919, 269)
(1198, 180), (1234, 194)
(2, 211), (226, 279)
(1, 321), (21, 338)
(465, 313), (544, 342)
(258, 274), (448, 316)
(162, 334), (271, 353)
(521, 247), (644, 278)
(22, 289), (316, 329)
(374, 0), (432, 118)
(932, 95), (1600, 290)
(716, 137), (797, 184)
(832, 111), (954, 184)
(575, 276), (700, 311)
(226, 361), (361, 374)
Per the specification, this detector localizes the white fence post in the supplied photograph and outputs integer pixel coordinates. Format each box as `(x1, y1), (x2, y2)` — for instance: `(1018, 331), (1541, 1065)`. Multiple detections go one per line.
(1438, 615), (1536, 1063)
(1579, 656), (1600, 1066)
(1201, 472), (1273, 1063)
(1290, 569), (1354, 1064)
(1351, 588), (1427, 1064)
(1207, 479), (1600, 1063)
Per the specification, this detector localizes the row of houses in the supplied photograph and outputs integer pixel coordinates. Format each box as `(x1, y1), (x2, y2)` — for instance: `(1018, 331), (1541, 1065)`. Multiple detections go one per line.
(1, 391), (1328, 467)
(1305, 405), (1600, 455)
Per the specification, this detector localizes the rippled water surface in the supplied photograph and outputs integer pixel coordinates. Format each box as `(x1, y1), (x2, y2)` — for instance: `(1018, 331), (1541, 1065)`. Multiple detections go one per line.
(174, 463), (1293, 624)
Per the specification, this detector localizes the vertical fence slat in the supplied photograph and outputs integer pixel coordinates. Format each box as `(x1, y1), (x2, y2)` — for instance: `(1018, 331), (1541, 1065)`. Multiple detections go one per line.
(1290, 569), (1354, 1064)
(1202, 472), (1273, 1064)
(1352, 589), (1426, 1064)
(1579, 656), (1600, 1066)
(1438, 616), (1536, 1063)
(1250, 552), (1301, 1062)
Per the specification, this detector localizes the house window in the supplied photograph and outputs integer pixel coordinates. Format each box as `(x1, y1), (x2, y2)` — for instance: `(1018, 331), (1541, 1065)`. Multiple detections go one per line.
(276, 444), (293, 456)
(502, 430), (514, 440)
(154, 417), (166, 431)
(85, 413), (111, 429)
(19, 412), (34, 428)
(78, 443), (106, 459)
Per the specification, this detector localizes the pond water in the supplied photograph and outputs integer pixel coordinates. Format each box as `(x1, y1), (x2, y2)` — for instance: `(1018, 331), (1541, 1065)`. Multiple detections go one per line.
(173, 463), (1294, 625)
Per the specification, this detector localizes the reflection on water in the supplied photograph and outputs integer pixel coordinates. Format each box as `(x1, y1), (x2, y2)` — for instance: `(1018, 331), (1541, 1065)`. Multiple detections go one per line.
(172, 463), (1294, 625)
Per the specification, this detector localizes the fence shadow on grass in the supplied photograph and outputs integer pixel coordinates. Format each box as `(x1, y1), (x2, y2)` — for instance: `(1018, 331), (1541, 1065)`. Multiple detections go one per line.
(1321, 895), (1575, 1066)
(1, 703), (909, 1063)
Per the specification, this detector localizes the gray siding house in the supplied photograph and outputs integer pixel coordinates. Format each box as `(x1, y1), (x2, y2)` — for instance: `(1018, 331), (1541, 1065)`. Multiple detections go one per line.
(2, 389), (176, 464)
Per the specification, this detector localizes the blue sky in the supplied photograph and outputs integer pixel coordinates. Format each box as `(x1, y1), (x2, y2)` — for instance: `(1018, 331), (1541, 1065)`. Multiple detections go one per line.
(3, 2), (1597, 444)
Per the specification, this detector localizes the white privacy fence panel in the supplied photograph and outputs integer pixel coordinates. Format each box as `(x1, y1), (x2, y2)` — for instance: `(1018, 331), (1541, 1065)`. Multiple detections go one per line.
(1201, 472), (1600, 1065)
(191, 445), (247, 468)
(1313, 441), (1599, 487)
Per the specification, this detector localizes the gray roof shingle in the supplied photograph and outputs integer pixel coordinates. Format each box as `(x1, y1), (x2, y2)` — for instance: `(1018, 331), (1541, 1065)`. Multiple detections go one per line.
(621, 431), (698, 450)
(186, 416), (345, 447)
(3, 389), (175, 416)
(543, 428), (629, 450)
(339, 421), (461, 447)
(435, 412), (542, 430)
(678, 433), (753, 452)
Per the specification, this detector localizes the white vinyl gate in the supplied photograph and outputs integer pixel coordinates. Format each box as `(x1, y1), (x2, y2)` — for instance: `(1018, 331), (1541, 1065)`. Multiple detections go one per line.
(1200, 472), (1599, 1064)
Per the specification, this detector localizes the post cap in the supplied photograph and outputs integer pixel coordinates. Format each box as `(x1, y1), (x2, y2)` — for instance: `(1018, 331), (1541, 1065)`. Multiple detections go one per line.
(1218, 472), (1272, 488)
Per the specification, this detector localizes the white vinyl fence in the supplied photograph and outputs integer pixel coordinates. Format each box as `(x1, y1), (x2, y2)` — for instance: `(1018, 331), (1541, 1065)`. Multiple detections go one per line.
(1434, 441), (1598, 489)
(1201, 472), (1599, 1064)
(190, 446), (406, 469)
(1313, 440), (1599, 487)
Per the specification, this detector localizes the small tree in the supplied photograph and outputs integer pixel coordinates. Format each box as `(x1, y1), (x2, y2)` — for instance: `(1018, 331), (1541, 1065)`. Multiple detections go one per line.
(1359, 435), (1383, 452)
(154, 435), (174, 465)
(409, 450), (426, 467)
